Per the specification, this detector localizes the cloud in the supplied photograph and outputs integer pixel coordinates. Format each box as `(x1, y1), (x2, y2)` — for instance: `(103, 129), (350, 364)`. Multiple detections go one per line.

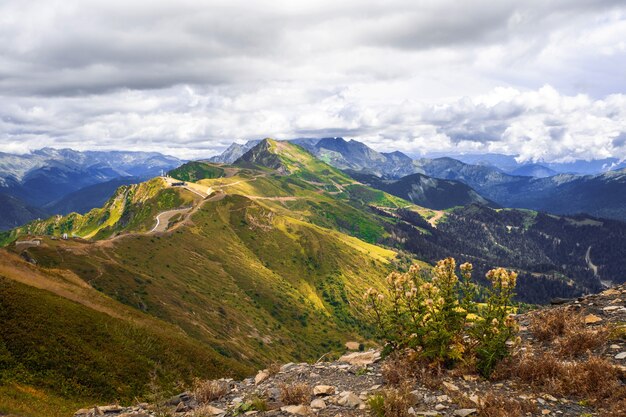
(0, 0), (625, 161)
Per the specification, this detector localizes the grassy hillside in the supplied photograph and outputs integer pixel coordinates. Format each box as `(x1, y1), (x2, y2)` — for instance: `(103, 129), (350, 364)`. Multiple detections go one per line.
(0, 148), (408, 415)
(168, 161), (225, 182)
(1, 178), (199, 244)
(0, 251), (249, 417)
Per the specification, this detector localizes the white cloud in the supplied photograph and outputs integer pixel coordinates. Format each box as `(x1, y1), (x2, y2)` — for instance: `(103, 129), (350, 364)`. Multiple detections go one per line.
(0, 0), (625, 161)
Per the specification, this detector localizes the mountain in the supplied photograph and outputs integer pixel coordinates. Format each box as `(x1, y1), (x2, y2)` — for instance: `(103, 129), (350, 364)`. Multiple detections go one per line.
(412, 158), (626, 221)
(448, 152), (626, 175)
(310, 137), (415, 178)
(4, 139), (626, 415)
(0, 193), (47, 230)
(509, 163), (557, 178)
(208, 140), (261, 164)
(44, 177), (143, 215)
(347, 171), (497, 210)
(0, 148), (183, 230)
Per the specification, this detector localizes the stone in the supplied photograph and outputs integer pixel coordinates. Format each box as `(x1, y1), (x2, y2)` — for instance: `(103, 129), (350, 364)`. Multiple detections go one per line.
(413, 412), (439, 416)
(435, 403), (447, 411)
(202, 405), (226, 416)
(603, 306), (620, 312)
(454, 409), (478, 416)
(469, 394), (481, 407)
(542, 409), (551, 415)
(255, 370), (269, 385)
(313, 385), (335, 396)
(443, 381), (460, 392)
(615, 352), (626, 360)
(310, 399), (327, 409)
(584, 314), (603, 324)
(345, 341), (360, 350)
(338, 350), (381, 366)
(337, 391), (363, 408)
(610, 344), (621, 349)
(281, 405), (311, 415)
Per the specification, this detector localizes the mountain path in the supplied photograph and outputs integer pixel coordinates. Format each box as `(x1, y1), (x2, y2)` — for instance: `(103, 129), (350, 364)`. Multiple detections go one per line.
(150, 207), (192, 233)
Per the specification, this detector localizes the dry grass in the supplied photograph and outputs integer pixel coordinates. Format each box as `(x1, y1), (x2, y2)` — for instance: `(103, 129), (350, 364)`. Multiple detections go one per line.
(368, 384), (414, 417)
(279, 382), (311, 405)
(528, 308), (608, 358)
(528, 307), (573, 342)
(479, 390), (537, 417)
(556, 326), (609, 358)
(266, 362), (282, 377)
(193, 379), (229, 404)
(381, 352), (441, 390)
(502, 352), (625, 404)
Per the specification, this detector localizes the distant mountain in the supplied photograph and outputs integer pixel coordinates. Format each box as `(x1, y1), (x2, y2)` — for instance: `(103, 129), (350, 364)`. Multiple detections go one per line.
(310, 137), (415, 178)
(415, 157), (626, 221)
(0, 148), (183, 230)
(208, 140), (261, 164)
(0, 194), (47, 231)
(44, 176), (143, 215)
(510, 163), (557, 178)
(348, 171), (497, 210)
(448, 152), (626, 175)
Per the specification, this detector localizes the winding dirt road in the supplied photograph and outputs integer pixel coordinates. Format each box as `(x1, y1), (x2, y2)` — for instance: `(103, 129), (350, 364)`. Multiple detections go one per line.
(150, 207), (192, 233)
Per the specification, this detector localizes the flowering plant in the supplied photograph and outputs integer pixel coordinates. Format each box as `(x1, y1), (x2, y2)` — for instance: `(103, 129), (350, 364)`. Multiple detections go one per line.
(365, 258), (518, 376)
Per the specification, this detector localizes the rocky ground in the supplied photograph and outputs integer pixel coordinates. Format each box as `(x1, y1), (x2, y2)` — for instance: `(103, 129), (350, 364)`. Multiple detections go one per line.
(75, 286), (626, 417)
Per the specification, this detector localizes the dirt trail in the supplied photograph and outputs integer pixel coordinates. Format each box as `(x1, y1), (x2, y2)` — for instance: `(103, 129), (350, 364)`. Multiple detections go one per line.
(150, 207), (192, 233)
(586, 245), (612, 288)
(428, 210), (445, 227)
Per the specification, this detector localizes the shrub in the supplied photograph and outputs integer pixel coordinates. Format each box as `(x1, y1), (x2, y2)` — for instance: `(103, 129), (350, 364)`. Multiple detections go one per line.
(365, 258), (518, 376)
(367, 384), (414, 417)
(279, 382), (311, 405)
(193, 379), (229, 404)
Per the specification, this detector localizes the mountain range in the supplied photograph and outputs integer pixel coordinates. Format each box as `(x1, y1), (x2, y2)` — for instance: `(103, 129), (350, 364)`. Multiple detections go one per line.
(3, 138), (626, 416)
(0, 148), (183, 230)
(206, 137), (626, 222)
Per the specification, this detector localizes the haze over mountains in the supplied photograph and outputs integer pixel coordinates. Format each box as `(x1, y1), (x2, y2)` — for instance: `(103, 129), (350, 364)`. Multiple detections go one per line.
(0, 149), (183, 230)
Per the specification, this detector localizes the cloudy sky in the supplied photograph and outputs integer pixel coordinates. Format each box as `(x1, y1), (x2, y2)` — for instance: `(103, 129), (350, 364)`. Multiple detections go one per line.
(1, 0), (625, 161)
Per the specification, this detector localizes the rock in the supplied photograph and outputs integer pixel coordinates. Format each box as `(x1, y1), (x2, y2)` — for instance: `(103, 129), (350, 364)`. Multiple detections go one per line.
(338, 350), (381, 366)
(313, 385), (335, 396)
(166, 392), (190, 405)
(99, 405), (123, 412)
(255, 370), (269, 385)
(337, 391), (363, 408)
(542, 409), (551, 415)
(615, 352), (626, 360)
(202, 405), (226, 415)
(310, 398), (327, 409)
(454, 409), (478, 416)
(413, 412), (441, 416)
(603, 306), (620, 312)
(443, 381), (460, 392)
(584, 314), (603, 324)
(280, 405), (310, 415)
(610, 344), (621, 349)
(345, 341), (360, 351)
(435, 403), (447, 410)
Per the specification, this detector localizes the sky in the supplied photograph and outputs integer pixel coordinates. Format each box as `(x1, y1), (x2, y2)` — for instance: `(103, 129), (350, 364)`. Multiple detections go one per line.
(1, 0), (625, 162)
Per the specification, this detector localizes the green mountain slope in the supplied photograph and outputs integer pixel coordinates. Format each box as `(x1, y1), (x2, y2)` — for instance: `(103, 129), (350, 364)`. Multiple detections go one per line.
(1, 178), (199, 244)
(1, 143), (408, 415)
(0, 251), (249, 417)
